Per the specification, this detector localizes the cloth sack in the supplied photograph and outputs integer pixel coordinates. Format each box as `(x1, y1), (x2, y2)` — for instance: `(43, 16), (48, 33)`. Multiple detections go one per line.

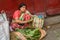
(0, 13), (10, 40)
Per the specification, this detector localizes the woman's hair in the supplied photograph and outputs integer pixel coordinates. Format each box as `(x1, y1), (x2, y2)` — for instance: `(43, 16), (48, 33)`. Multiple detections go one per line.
(18, 3), (27, 10)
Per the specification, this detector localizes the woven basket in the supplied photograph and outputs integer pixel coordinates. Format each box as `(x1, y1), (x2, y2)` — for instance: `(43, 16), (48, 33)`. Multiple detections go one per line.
(11, 29), (46, 40)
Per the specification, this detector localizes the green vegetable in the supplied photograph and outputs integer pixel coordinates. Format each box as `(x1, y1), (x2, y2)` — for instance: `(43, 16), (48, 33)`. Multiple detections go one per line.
(15, 28), (41, 40)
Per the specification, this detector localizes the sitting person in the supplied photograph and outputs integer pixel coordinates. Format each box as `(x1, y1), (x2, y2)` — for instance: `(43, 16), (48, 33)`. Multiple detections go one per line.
(10, 3), (46, 40)
(11, 3), (32, 30)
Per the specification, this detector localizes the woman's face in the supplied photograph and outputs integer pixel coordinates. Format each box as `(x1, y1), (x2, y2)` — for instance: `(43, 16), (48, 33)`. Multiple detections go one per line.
(20, 6), (26, 12)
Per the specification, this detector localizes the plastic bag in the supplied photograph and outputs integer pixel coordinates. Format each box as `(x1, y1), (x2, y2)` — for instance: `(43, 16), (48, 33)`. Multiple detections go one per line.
(33, 14), (44, 28)
(0, 13), (10, 40)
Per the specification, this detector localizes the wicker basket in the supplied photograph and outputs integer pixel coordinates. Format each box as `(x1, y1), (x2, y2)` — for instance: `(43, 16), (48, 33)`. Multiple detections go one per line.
(11, 29), (46, 40)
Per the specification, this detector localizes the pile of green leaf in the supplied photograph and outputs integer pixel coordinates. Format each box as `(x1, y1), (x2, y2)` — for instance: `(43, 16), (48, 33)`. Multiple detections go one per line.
(15, 28), (41, 40)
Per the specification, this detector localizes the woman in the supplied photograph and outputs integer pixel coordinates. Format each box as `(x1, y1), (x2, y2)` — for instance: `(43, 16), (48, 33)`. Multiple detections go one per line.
(11, 3), (32, 29)
(13, 3), (31, 23)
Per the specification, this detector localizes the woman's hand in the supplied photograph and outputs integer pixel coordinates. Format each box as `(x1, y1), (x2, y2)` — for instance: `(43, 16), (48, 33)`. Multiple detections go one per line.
(15, 20), (25, 23)
(13, 19), (28, 23)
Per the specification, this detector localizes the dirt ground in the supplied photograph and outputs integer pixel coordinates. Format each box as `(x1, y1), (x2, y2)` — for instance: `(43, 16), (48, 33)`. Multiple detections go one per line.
(42, 23), (60, 40)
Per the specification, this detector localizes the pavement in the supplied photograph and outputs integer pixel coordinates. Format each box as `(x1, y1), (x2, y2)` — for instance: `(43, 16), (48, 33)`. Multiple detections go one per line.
(42, 23), (60, 40)
(45, 15), (60, 26)
(42, 15), (60, 40)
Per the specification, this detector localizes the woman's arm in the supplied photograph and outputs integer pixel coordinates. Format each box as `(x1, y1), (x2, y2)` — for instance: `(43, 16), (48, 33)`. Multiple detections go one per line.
(12, 10), (33, 23)
(12, 19), (33, 24)
(12, 19), (28, 24)
(26, 10), (34, 17)
(16, 20), (26, 23)
(13, 18), (33, 24)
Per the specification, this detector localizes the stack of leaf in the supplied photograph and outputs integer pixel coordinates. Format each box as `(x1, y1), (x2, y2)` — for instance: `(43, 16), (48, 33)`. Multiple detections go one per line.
(15, 28), (41, 40)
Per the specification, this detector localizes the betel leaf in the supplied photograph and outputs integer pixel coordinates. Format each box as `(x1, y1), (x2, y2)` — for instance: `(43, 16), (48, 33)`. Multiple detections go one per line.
(15, 28), (41, 40)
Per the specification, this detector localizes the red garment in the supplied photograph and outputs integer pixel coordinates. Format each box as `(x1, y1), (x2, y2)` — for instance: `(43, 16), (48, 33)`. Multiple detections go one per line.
(13, 10), (21, 19)
(12, 10), (29, 30)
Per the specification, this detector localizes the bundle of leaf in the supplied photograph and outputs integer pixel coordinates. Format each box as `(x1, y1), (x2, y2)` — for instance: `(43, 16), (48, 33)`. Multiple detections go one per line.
(15, 28), (41, 40)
